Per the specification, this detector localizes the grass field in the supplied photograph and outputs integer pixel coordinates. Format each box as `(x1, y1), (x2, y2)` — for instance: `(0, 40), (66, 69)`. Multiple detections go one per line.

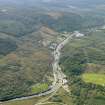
(82, 73), (105, 86)
(31, 83), (49, 94)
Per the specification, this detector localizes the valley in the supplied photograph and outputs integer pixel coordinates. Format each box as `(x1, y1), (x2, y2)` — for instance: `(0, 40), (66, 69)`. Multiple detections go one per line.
(0, 0), (105, 105)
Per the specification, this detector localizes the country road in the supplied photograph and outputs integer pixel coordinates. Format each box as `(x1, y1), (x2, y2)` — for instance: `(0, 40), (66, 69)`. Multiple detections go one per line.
(2, 31), (83, 103)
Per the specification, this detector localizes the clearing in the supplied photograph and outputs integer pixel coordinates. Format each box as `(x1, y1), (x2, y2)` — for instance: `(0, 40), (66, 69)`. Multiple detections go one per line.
(82, 73), (105, 86)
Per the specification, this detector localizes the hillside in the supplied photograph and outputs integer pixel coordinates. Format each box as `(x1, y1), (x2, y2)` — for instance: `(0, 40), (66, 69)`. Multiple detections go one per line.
(60, 29), (105, 105)
(0, 0), (105, 105)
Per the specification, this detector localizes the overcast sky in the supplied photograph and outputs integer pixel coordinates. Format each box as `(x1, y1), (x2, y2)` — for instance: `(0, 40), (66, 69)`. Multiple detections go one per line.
(0, 0), (105, 8)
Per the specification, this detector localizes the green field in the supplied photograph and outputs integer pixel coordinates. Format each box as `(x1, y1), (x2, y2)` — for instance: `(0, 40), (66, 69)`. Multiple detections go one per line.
(31, 83), (49, 94)
(82, 73), (105, 86)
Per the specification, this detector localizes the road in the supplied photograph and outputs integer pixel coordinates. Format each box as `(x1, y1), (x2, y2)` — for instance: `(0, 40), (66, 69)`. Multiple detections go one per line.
(52, 34), (74, 90)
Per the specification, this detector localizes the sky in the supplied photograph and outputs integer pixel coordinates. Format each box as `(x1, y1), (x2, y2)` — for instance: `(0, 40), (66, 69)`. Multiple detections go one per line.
(0, 0), (105, 8)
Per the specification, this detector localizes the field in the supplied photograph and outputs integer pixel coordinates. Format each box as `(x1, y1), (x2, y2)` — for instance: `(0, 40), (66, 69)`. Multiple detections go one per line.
(82, 73), (105, 86)
(31, 83), (49, 94)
